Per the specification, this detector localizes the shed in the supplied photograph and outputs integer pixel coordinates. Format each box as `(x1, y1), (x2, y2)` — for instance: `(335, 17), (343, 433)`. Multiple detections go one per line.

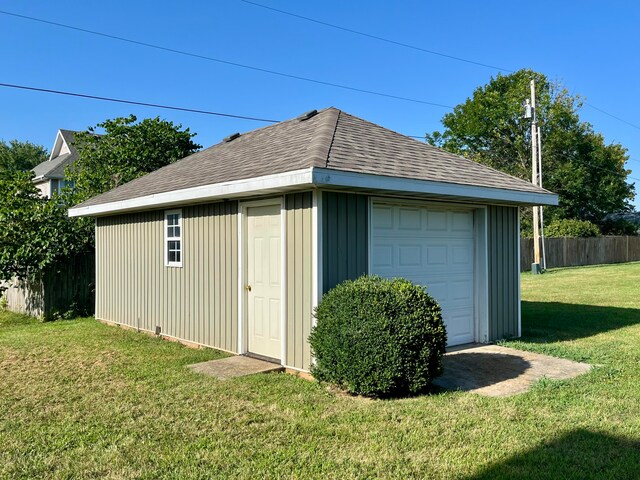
(69, 108), (557, 373)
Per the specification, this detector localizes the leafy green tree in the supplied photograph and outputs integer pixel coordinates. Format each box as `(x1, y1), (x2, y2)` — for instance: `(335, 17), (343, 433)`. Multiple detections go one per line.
(0, 140), (48, 179)
(0, 172), (86, 289)
(0, 115), (200, 292)
(66, 115), (201, 203)
(426, 69), (635, 230)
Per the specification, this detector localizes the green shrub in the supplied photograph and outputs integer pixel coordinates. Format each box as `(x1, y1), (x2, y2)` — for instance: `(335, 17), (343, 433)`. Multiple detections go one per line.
(545, 219), (600, 237)
(309, 276), (446, 397)
(600, 219), (639, 236)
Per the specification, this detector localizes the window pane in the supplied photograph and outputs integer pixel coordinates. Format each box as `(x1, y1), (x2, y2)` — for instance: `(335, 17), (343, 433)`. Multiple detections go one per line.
(168, 213), (179, 226)
(166, 212), (182, 265)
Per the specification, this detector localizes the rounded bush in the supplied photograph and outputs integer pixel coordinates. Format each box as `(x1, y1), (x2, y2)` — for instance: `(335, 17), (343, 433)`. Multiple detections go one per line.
(309, 276), (446, 397)
(545, 219), (600, 237)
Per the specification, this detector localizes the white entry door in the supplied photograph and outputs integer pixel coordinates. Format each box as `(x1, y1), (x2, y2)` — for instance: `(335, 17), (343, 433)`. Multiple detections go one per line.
(370, 202), (476, 346)
(246, 204), (282, 360)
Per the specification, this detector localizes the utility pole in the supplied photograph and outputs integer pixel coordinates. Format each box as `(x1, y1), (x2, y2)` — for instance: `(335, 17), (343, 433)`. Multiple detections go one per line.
(537, 125), (547, 271)
(530, 79), (542, 274)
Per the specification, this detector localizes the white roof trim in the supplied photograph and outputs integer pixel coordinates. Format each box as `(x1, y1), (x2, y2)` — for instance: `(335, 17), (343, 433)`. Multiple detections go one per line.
(312, 168), (559, 206)
(68, 168), (315, 217)
(49, 130), (68, 161)
(68, 166), (558, 217)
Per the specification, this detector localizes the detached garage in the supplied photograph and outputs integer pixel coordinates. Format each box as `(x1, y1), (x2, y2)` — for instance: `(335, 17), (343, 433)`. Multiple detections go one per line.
(69, 107), (557, 373)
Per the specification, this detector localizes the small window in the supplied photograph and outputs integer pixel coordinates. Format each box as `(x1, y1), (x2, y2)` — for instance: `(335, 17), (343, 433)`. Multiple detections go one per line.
(165, 209), (182, 267)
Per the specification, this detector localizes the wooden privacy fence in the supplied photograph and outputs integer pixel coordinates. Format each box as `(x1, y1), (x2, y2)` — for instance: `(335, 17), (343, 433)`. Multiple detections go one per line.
(520, 236), (640, 271)
(4, 252), (95, 318)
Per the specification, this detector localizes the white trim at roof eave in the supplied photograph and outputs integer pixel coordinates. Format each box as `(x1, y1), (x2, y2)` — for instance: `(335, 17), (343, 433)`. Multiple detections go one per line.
(68, 165), (559, 218)
(311, 167), (559, 206)
(67, 168), (315, 217)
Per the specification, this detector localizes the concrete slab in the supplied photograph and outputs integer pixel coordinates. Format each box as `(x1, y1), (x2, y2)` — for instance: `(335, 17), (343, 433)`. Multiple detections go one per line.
(188, 355), (284, 380)
(433, 344), (591, 397)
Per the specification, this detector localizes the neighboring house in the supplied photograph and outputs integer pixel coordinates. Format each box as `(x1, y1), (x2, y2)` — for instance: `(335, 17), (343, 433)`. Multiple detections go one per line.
(32, 129), (78, 197)
(69, 108), (558, 373)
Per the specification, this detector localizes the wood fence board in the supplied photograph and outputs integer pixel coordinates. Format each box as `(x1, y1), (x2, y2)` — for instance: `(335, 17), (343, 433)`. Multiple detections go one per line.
(520, 236), (640, 271)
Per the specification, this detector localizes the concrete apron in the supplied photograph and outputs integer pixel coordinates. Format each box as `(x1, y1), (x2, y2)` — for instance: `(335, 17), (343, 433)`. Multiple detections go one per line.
(433, 344), (592, 397)
(188, 355), (284, 380)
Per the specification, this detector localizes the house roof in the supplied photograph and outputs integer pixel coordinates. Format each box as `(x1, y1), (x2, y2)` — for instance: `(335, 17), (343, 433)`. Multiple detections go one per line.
(32, 129), (80, 180)
(69, 108), (557, 216)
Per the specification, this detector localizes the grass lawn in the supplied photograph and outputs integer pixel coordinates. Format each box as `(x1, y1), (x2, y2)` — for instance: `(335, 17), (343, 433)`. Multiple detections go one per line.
(1, 263), (640, 479)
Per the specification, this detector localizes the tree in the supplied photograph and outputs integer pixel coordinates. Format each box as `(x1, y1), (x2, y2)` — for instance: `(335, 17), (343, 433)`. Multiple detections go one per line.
(0, 140), (48, 179)
(66, 115), (201, 204)
(426, 69), (635, 230)
(0, 172), (85, 289)
(0, 115), (200, 291)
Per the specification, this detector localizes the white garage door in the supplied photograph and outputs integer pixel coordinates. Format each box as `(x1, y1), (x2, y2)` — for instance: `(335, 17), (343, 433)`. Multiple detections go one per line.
(370, 202), (475, 346)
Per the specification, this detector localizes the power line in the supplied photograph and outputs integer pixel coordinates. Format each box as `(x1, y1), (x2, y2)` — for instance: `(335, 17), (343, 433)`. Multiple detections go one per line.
(0, 82), (280, 123)
(241, 1), (640, 135)
(2, 81), (636, 184)
(0, 9), (453, 109)
(240, 0), (513, 73)
(3, 8), (637, 135)
(585, 103), (640, 131)
(0, 80), (432, 138)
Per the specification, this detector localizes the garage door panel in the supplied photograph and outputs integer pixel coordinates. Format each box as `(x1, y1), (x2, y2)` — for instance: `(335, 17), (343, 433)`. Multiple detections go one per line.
(398, 244), (422, 267)
(398, 207), (422, 230)
(371, 205), (394, 229)
(452, 242), (473, 265)
(426, 210), (448, 231)
(447, 308), (475, 342)
(451, 211), (474, 232)
(371, 244), (393, 268)
(371, 202), (476, 346)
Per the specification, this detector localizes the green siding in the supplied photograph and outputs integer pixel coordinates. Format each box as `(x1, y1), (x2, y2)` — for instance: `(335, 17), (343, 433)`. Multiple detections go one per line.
(321, 191), (368, 293)
(285, 192), (313, 371)
(487, 205), (520, 340)
(95, 201), (239, 352)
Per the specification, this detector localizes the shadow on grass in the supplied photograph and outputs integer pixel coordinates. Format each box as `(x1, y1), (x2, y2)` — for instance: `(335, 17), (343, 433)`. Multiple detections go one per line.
(433, 352), (530, 392)
(521, 301), (640, 342)
(468, 429), (640, 480)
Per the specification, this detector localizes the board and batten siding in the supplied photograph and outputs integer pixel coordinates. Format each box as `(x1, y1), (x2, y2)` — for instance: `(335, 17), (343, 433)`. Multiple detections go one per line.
(487, 205), (520, 341)
(284, 192), (314, 371)
(321, 191), (368, 293)
(95, 202), (239, 353)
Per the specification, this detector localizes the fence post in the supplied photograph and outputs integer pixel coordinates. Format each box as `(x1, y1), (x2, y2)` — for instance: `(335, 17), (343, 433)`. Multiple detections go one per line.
(627, 236), (630, 263)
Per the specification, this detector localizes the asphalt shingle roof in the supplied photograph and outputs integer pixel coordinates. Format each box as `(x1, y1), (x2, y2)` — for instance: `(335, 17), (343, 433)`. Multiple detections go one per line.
(76, 107), (552, 208)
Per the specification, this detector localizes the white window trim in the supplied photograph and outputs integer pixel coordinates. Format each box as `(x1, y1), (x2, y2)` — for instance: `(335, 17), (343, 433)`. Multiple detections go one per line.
(165, 208), (183, 268)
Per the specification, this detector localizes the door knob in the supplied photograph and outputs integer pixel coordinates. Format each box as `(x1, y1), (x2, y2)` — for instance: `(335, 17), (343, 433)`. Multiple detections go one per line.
(245, 284), (252, 292)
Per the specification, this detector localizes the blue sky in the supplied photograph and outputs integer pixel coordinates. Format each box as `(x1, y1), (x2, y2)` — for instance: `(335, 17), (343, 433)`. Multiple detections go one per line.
(1, 1), (639, 209)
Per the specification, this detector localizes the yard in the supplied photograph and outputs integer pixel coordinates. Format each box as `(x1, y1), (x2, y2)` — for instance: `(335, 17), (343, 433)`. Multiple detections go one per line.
(1, 263), (639, 479)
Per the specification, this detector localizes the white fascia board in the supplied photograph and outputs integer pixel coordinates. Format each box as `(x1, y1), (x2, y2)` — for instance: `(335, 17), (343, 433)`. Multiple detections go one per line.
(69, 165), (559, 218)
(311, 168), (559, 206)
(68, 168), (315, 217)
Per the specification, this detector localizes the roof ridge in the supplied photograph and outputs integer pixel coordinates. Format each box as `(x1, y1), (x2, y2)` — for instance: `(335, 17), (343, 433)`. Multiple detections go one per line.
(324, 109), (341, 168)
(304, 107), (340, 168)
